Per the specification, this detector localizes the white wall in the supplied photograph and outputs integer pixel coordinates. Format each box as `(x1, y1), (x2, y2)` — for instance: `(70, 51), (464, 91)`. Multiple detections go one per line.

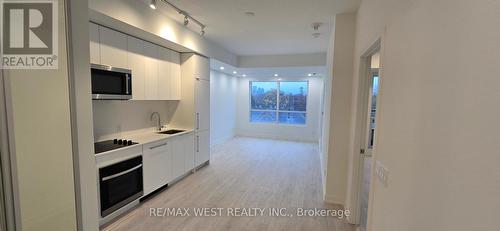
(92, 101), (178, 141)
(210, 70), (238, 147)
(3, 0), (78, 230)
(235, 76), (322, 143)
(322, 13), (357, 205)
(338, 0), (500, 230)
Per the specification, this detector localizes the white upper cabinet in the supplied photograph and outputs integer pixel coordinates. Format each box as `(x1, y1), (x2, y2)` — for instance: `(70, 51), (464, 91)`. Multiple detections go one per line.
(170, 50), (181, 100)
(194, 55), (210, 81)
(99, 26), (128, 68)
(89, 22), (100, 64)
(158, 47), (181, 100)
(127, 36), (146, 100)
(88, 23), (181, 101)
(158, 46), (172, 100)
(143, 41), (159, 100)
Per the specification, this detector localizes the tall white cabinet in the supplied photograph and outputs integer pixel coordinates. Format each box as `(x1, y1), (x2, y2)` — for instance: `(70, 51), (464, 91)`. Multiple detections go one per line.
(173, 53), (210, 167)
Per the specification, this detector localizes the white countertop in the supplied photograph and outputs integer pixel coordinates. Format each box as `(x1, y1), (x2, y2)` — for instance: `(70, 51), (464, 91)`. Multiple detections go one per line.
(121, 129), (194, 144)
(94, 128), (194, 157)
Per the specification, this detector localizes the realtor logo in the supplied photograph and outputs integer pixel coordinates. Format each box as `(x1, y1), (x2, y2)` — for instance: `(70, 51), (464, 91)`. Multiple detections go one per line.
(1, 0), (58, 69)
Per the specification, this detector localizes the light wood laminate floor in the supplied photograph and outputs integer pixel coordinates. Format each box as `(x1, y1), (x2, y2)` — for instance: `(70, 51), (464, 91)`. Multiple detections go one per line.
(103, 137), (355, 231)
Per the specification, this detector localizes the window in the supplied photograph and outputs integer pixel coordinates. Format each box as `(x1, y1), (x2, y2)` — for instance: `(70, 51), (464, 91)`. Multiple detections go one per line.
(250, 81), (308, 125)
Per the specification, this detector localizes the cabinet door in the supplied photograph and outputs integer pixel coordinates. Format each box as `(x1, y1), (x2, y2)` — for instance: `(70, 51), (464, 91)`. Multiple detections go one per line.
(143, 42), (159, 100)
(195, 79), (210, 131)
(158, 46), (172, 100)
(184, 133), (195, 171)
(89, 23), (100, 64)
(143, 141), (171, 195)
(170, 50), (181, 100)
(127, 36), (146, 100)
(195, 130), (210, 166)
(171, 136), (185, 180)
(194, 55), (210, 81)
(99, 26), (128, 68)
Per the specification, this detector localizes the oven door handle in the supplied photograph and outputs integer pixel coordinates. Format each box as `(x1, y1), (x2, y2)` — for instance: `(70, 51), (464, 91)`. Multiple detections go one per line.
(102, 164), (142, 181)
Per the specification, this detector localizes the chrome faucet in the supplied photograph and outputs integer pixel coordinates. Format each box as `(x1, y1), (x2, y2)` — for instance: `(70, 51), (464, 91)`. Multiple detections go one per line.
(150, 112), (162, 131)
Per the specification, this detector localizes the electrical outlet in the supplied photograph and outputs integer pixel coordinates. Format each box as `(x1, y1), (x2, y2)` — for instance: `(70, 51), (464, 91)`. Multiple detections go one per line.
(375, 160), (389, 187)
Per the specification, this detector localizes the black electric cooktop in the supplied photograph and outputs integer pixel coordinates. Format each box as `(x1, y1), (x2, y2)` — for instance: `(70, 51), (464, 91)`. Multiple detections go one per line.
(94, 139), (139, 154)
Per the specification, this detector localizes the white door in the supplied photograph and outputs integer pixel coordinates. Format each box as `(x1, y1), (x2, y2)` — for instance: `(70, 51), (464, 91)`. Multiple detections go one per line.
(195, 130), (210, 166)
(88, 23), (100, 64)
(195, 79), (210, 131)
(99, 26), (127, 68)
(127, 36), (146, 100)
(359, 69), (380, 231)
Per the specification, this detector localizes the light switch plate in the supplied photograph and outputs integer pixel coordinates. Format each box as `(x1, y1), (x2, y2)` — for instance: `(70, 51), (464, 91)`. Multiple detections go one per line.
(375, 160), (389, 187)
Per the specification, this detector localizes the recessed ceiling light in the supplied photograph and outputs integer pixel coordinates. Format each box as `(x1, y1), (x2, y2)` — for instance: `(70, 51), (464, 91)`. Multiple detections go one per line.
(233, 71), (237, 74)
(220, 66), (225, 70)
(308, 73), (312, 77)
(274, 74), (279, 77)
(242, 74), (247, 77)
(277, 78), (282, 81)
(149, 0), (157, 9)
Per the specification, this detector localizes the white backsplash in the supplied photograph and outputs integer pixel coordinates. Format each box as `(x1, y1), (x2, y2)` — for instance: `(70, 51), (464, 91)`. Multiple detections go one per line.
(92, 100), (179, 141)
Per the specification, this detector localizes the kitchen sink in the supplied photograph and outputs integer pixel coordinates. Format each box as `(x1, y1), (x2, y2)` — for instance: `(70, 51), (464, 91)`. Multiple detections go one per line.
(157, 129), (186, 135)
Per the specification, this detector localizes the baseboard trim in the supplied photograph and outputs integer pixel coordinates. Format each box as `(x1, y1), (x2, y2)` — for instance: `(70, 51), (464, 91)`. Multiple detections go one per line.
(324, 194), (345, 206)
(211, 134), (235, 148)
(234, 134), (318, 143)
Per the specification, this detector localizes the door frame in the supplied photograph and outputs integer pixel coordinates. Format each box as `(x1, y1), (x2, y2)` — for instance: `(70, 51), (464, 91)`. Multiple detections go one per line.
(348, 37), (384, 231)
(0, 70), (21, 230)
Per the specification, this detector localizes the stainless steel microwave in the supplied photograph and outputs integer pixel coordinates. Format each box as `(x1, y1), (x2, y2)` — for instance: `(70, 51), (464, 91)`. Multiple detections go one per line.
(91, 64), (132, 100)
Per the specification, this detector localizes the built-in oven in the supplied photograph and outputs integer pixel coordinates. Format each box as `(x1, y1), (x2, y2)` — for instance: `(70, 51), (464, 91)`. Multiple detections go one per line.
(91, 64), (132, 100)
(99, 156), (143, 217)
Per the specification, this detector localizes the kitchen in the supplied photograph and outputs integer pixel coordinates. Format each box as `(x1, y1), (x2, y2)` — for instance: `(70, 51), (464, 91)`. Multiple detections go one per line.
(88, 15), (210, 225)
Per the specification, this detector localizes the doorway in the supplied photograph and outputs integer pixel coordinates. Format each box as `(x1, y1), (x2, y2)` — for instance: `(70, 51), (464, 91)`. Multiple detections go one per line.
(355, 43), (381, 231)
(359, 66), (379, 231)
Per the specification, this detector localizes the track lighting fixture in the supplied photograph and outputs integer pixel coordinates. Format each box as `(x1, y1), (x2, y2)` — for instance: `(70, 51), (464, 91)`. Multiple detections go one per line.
(149, 0), (157, 9)
(152, 1), (207, 35)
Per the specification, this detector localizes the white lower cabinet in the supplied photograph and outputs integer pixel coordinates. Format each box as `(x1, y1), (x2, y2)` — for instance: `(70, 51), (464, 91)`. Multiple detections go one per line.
(184, 133), (195, 171)
(195, 130), (210, 167)
(171, 133), (195, 180)
(142, 140), (172, 195)
(142, 133), (196, 196)
(171, 136), (185, 179)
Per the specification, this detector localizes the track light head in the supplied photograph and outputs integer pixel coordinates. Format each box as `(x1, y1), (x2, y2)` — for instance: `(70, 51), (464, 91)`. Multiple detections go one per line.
(184, 15), (189, 26)
(149, 0), (156, 9)
(201, 26), (206, 36)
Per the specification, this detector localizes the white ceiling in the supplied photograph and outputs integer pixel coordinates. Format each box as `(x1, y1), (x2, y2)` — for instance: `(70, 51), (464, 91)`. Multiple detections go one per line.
(210, 59), (326, 79)
(145, 0), (360, 56)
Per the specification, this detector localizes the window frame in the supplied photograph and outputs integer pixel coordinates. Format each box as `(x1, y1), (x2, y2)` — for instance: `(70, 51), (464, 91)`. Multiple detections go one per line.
(249, 80), (309, 126)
